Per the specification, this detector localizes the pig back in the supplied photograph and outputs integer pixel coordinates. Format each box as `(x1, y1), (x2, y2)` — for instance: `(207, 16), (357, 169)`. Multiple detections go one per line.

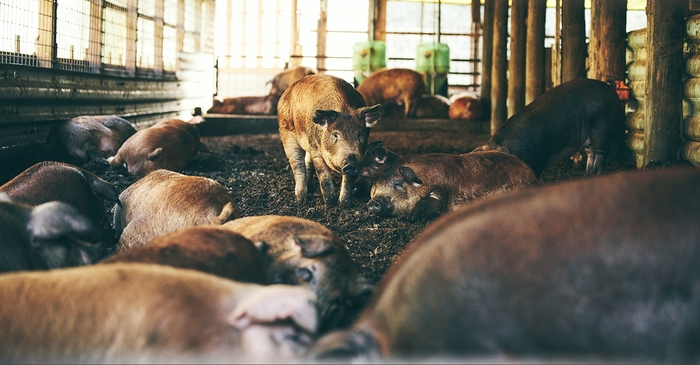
(356, 68), (425, 106)
(353, 167), (700, 361)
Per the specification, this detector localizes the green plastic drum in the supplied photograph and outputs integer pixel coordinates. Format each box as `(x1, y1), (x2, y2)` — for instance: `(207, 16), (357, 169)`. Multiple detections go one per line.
(353, 41), (387, 86)
(416, 42), (450, 95)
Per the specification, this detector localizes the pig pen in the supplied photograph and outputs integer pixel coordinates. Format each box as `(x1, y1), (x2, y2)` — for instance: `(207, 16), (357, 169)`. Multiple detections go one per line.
(69, 117), (638, 286)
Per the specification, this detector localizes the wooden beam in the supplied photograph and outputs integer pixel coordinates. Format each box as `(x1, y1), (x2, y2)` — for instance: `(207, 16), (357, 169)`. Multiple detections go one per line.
(317, 0), (328, 72)
(525, 0), (546, 104)
(561, 0), (586, 83)
(508, 0), (527, 117)
(373, 0), (387, 42)
(481, 0), (494, 109)
(592, 0), (627, 81)
(644, 0), (687, 166)
(490, 0), (508, 134)
(471, 0), (481, 89)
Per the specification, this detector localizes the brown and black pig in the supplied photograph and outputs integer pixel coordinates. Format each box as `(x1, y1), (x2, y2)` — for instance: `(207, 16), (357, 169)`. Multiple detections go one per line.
(309, 167), (700, 363)
(352, 140), (400, 202)
(114, 169), (239, 251)
(278, 74), (382, 207)
(474, 78), (625, 177)
(267, 66), (317, 96)
(222, 215), (374, 333)
(448, 92), (484, 121)
(356, 68), (425, 117)
(101, 225), (269, 285)
(0, 193), (101, 273)
(207, 94), (280, 115)
(107, 117), (210, 177)
(48, 115), (136, 163)
(409, 94), (451, 119)
(367, 151), (536, 218)
(0, 263), (318, 363)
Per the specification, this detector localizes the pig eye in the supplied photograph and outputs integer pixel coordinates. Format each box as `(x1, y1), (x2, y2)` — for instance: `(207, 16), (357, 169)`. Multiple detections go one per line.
(392, 179), (404, 190)
(297, 267), (313, 282)
(332, 132), (340, 143)
(358, 133), (365, 143)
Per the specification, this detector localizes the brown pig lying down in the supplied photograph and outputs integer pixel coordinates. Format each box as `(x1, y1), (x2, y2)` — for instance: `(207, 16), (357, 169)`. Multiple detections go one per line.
(0, 263), (317, 363)
(107, 117), (209, 177)
(101, 225), (269, 285)
(114, 169), (239, 251)
(222, 215), (374, 333)
(309, 167), (700, 363)
(367, 150), (536, 218)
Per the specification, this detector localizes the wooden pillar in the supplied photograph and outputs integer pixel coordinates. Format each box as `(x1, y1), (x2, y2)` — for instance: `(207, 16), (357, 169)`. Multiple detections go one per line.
(525, 0), (546, 104)
(481, 0), (495, 109)
(373, 0), (387, 41)
(644, 0), (686, 166)
(591, 0), (627, 81)
(561, 0), (586, 83)
(88, 0), (103, 73)
(471, 0), (481, 89)
(587, 0), (600, 79)
(490, 0), (508, 134)
(126, 0), (138, 76)
(290, 0), (301, 67)
(508, 0), (527, 117)
(317, 0), (328, 72)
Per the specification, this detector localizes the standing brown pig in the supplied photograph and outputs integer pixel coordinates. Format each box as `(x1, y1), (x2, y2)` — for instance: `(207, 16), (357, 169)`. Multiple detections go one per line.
(48, 115), (136, 163)
(278, 74), (382, 207)
(101, 225), (269, 285)
(222, 215), (374, 333)
(448, 92), (484, 120)
(114, 169), (239, 251)
(367, 151), (536, 218)
(267, 66), (317, 96)
(357, 68), (425, 117)
(310, 167), (700, 363)
(0, 263), (318, 363)
(107, 117), (209, 177)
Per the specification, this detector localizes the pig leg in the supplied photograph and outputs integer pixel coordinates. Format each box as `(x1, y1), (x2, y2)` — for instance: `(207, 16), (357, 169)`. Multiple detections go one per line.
(305, 153), (316, 193)
(310, 154), (338, 206)
(281, 137), (309, 204)
(338, 175), (354, 208)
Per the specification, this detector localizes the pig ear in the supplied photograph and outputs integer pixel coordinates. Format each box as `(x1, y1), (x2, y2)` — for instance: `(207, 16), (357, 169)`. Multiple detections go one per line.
(399, 166), (422, 186)
(147, 147), (163, 161)
(288, 235), (336, 258)
(228, 285), (318, 334)
(254, 241), (270, 257)
(360, 104), (382, 128)
(313, 110), (339, 129)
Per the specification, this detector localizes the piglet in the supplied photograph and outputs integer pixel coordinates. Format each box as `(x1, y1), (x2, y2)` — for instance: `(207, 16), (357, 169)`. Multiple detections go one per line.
(114, 169), (239, 251)
(107, 117), (209, 177)
(0, 263), (317, 363)
(223, 215), (374, 333)
(101, 225), (269, 285)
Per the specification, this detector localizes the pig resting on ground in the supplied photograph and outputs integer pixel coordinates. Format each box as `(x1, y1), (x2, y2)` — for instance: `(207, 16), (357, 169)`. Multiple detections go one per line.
(48, 115), (136, 163)
(207, 94), (280, 115)
(0, 263), (317, 363)
(310, 167), (700, 363)
(352, 140), (400, 202)
(114, 169), (239, 251)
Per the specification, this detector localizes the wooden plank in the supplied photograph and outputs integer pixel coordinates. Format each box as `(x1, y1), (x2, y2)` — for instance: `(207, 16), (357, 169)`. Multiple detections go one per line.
(525, 0), (546, 104)
(561, 0), (586, 83)
(592, 0), (627, 81)
(508, 0), (527, 117)
(490, 0), (508, 134)
(481, 0), (494, 109)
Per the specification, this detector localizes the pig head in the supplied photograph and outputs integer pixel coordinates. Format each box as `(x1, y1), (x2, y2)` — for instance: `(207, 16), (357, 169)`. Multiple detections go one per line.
(114, 169), (239, 251)
(49, 115), (136, 163)
(278, 74), (382, 207)
(353, 140), (400, 201)
(0, 263), (318, 363)
(223, 215), (374, 333)
(101, 225), (269, 285)
(367, 151), (536, 218)
(107, 117), (209, 177)
(0, 194), (101, 273)
(309, 167), (700, 362)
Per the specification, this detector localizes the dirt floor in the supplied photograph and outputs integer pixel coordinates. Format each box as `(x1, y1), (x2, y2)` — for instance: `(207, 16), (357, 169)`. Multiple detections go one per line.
(39, 126), (634, 286)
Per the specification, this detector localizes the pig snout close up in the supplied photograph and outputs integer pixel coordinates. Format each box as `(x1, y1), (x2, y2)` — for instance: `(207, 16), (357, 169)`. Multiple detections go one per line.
(448, 92), (484, 121)
(100, 225), (270, 285)
(356, 68), (425, 117)
(0, 194), (101, 273)
(310, 167), (700, 363)
(475, 78), (626, 177)
(277, 74), (382, 208)
(0, 263), (318, 363)
(353, 140), (400, 202)
(48, 115), (136, 163)
(106, 117), (209, 177)
(223, 215), (375, 334)
(0, 161), (120, 257)
(207, 94), (280, 115)
(267, 66), (317, 96)
(367, 151), (536, 218)
(113, 169), (239, 251)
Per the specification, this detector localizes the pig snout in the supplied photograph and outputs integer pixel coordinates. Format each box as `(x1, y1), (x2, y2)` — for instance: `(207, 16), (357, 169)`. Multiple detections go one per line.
(367, 197), (392, 216)
(342, 155), (360, 176)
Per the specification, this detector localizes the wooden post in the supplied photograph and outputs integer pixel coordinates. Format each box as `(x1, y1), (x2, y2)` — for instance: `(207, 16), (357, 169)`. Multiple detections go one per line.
(88, 0), (103, 73)
(490, 0), (508, 134)
(317, 0), (328, 72)
(592, 0), (627, 81)
(644, 0), (686, 166)
(290, 0), (301, 67)
(373, 0), (387, 42)
(551, 0), (562, 87)
(126, 0), (138, 76)
(508, 0), (527, 117)
(471, 0), (481, 89)
(525, 0), (546, 104)
(587, 0), (600, 79)
(481, 0), (495, 110)
(561, 0), (586, 83)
